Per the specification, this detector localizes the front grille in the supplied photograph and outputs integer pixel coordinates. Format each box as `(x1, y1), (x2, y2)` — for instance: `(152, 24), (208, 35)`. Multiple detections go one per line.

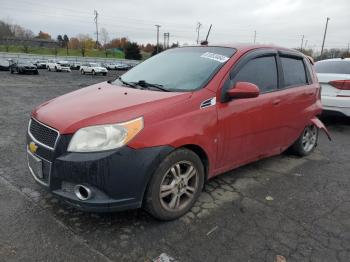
(29, 119), (59, 149)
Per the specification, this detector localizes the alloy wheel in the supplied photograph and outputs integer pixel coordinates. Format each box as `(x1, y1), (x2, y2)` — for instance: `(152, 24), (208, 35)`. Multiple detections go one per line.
(159, 161), (199, 212)
(302, 125), (317, 152)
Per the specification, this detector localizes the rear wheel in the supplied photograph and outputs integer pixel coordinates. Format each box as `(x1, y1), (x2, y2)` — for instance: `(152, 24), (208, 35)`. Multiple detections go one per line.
(291, 125), (318, 156)
(144, 148), (204, 220)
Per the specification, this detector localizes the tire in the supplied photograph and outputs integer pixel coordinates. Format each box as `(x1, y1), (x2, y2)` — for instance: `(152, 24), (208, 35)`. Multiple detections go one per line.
(48, 67), (51, 71)
(144, 148), (204, 220)
(92, 70), (96, 75)
(54, 66), (57, 72)
(10, 69), (13, 74)
(34, 70), (39, 75)
(291, 124), (318, 156)
(81, 69), (85, 75)
(102, 72), (107, 76)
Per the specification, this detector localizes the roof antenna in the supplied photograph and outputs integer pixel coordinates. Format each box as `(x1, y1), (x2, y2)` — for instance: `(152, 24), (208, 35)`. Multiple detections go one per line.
(201, 24), (212, 46)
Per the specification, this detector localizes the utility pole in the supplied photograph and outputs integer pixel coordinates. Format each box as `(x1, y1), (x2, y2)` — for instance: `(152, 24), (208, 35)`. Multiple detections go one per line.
(304, 40), (308, 50)
(321, 17), (330, 57)
(347, 43), (350, 55)
(196, 22), (202, 44)
(167, 32), (170, 49)
(155, 24), (161, 54)
(253, 30), (256, 44)
(163, 32), (166, 49)
(300, 35), (304, 51)
(94, 10), (99, 48)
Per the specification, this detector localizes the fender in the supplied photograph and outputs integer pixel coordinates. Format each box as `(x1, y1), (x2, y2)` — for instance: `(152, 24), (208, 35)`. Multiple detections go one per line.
(310, 117), (331, 141)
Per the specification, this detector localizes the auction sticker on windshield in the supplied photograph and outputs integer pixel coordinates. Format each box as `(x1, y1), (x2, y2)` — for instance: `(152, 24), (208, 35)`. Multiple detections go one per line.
(200, 52), (230, 63)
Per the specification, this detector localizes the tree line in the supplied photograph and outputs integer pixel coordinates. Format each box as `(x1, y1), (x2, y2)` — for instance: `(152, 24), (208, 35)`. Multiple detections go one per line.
(0, 20), (179, 60)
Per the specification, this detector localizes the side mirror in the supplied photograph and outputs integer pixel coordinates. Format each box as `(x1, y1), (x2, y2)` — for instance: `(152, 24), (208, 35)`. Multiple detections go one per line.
(226, 82), (260, 99)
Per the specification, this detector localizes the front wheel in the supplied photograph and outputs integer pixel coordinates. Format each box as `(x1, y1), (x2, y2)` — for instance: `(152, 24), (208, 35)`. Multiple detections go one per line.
(291, 125), (318, 156)
(144, 148), (204, 220)
(81, 69), (85, 75)
(92, 70), (96, 75)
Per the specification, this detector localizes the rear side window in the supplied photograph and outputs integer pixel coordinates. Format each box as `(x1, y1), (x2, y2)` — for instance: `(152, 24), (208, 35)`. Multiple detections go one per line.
(281, 57), (307, 87)
(231, 56), (278, 93)
(315, 61), (350, 74)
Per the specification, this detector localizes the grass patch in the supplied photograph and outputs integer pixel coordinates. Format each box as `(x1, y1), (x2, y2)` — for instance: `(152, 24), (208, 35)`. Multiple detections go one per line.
(0, 45), (125, 59)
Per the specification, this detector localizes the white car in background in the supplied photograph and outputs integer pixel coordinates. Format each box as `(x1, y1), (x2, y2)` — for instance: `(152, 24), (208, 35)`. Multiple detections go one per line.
(315, 58), (350, 117)
(47, 59), (71, 72)
(80, 62), (108, 75)
(57, 61), (71, 72)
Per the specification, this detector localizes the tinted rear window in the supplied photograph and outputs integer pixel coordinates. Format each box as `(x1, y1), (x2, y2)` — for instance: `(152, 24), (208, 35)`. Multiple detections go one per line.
(315, 61), (350, 74)
(281, 57), (307, 87)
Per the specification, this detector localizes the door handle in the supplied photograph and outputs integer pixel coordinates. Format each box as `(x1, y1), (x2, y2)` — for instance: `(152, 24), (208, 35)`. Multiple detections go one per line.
(272, 99), (281, 105)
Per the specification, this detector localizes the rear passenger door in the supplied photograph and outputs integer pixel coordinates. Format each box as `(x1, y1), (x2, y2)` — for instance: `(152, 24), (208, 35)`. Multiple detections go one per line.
(276, 52), (317, 147)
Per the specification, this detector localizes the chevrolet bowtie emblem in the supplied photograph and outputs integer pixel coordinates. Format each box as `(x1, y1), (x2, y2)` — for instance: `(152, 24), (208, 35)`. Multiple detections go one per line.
(29, 142), (38, 154)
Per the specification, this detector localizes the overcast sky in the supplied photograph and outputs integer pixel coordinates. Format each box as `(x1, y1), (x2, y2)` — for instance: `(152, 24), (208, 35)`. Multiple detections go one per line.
(1, 0), (349, 51)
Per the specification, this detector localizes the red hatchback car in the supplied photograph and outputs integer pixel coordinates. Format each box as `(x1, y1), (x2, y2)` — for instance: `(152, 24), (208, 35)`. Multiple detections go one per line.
(27, 45), (329, 220)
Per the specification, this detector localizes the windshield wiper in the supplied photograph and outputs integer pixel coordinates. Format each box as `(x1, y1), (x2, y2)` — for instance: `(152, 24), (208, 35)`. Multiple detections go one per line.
(132, 80), (170, 92)
(117, 77), (138, 88)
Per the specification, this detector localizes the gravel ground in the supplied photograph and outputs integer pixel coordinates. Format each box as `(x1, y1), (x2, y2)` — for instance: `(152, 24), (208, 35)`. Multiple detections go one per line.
(0, 69), (349, 262)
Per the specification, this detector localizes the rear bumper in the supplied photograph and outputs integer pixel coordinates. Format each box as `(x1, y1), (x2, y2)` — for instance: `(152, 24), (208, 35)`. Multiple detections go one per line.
(27, 133), (173, 212)
(322, 95), (350, 117)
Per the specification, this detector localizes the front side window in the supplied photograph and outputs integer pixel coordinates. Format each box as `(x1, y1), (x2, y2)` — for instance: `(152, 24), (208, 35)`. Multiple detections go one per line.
(281, 57), (307, 87)
(231, 56), (278, 93)
(116, 47), (236, 91)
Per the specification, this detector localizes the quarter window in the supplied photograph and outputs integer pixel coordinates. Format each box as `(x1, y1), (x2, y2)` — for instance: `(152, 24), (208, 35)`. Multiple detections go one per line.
(281, 57), (307, 87)
(231, 56), (278, 93)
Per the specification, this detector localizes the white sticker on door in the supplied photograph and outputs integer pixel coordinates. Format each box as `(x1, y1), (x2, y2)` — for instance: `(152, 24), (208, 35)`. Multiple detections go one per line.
(200, 52), (229, 63)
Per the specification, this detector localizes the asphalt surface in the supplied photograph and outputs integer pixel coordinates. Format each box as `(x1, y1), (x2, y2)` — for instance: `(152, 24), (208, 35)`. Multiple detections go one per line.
(0, 69), (349, 262)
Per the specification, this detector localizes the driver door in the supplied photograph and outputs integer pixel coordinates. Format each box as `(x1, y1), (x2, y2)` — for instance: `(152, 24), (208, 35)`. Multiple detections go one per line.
(216, 51), (284, 172)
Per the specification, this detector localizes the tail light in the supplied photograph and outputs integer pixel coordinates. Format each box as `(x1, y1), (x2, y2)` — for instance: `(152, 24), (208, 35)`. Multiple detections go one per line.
(329, 80), (350, 90)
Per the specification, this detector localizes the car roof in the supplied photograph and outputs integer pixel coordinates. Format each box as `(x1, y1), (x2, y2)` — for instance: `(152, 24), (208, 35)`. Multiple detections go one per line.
(184, 43), (297, 52)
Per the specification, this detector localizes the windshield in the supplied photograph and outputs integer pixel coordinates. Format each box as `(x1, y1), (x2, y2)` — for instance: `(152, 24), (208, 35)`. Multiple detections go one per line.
(90, 63), (100, 67)
(315, 61), (350, 74)
(116, 46), (236, 91)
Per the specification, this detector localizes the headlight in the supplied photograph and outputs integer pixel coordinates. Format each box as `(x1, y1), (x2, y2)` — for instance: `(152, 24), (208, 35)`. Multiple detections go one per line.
(67, 117), (144, 152)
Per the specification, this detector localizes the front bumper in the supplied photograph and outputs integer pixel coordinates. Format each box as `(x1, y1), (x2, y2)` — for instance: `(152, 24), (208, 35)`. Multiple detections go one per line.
(60, 67), (71, 72)
(322, 95), (350, 117)
(27, 133), (173, 212)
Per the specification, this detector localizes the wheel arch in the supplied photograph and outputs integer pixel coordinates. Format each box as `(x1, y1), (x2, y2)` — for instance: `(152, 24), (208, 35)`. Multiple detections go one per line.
(180, 144), (210, 181)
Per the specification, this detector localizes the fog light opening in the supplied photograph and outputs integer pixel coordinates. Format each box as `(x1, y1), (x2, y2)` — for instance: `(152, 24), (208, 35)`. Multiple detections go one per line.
(74, 185), (92, 201)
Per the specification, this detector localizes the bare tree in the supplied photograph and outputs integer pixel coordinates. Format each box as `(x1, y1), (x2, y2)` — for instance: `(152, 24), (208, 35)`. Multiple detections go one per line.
(100, 27), (109, 57)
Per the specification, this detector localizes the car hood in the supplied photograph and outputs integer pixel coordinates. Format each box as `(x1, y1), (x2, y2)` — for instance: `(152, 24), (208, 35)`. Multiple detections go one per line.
(32, 82), (191, 134)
